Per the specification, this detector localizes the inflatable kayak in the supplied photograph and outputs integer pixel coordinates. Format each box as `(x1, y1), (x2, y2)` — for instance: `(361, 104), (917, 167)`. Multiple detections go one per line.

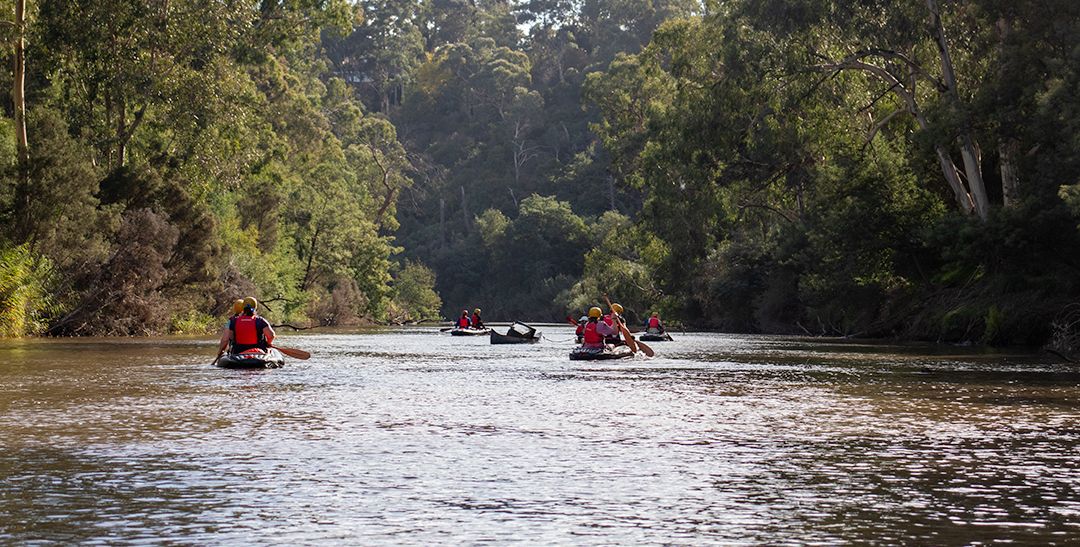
(217, 348), (285, 369)
(569, 345), (635, 361)
(450, 327), (491, 336)
(639, 332), (673, 342)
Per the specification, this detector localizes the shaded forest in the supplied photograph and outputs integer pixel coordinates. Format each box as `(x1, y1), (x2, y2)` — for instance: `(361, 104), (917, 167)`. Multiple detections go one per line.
(3, 0), (1080, 351)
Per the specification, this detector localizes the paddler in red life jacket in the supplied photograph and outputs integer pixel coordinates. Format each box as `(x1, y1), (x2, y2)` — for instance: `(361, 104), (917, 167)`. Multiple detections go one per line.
(646, 312), (665, 334)
(216, 297), (275, 359)
(575, 315), (587, 341)
(602, 302), (625, 345)
(456, 310), (472, 328)
(471, 308), (484, 329)
(582, 306), (619, 349)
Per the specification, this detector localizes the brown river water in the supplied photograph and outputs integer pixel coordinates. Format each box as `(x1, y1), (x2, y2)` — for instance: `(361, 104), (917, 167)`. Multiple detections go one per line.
(1, 326), (1078, 544)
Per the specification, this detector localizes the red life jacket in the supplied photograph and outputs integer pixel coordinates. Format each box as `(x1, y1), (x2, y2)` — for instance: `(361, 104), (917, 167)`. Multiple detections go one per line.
(472, 314), (482, 326)
(648, 317), (661, 329)
(583, 321), (604, 344)
(603, 314), (614, 327)
(457, 316), (471, 328)
(234, 315), (259, 345)
(575, 323), (584, 336)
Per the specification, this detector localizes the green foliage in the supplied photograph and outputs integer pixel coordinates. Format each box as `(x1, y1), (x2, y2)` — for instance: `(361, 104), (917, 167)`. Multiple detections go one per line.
(388, 260), (443, 323)
(169, 310), (218, 336)
(0, 244), (53, 337)
(0, 0), (418, 335)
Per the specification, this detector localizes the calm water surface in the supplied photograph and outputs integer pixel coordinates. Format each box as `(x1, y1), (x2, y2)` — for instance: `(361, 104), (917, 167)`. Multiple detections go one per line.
(1, 327), (1078, 544)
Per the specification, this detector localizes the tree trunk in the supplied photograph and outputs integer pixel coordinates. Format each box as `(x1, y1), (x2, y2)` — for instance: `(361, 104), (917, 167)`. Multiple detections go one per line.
(13, 0), (27, 166)
(928, 0), (989, 220)
(934, 145), (975, 214)
(460, 185), (469, 232)
(300, 226), (320, 292)
(999, 138), (1020, 207)
(439, 197), (446, 245)
(958, 135), (989, 220)
(995, 17), (1021, 208)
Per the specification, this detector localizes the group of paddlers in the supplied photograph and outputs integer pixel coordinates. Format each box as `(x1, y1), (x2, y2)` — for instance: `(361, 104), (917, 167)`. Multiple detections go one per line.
(574, 303), (665, 349)
(455, 308), (485, 329)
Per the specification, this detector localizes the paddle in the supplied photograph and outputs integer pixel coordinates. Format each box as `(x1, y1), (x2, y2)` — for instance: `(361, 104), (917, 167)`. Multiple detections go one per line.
(603, 295), (654, 357)
(439, 326), (455, 332)
(272, 345), (310, 360)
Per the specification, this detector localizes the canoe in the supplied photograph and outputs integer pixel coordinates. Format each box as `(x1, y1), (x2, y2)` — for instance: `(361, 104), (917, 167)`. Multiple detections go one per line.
(217, 348), (285, 369)
(490, 330), (540, 344)
(491, 321), (540, 344)
(491, 330), (540, 344)
(450, 327), (491, 336)
(639, 332), (673, 342)
(569, 345), (635, 361)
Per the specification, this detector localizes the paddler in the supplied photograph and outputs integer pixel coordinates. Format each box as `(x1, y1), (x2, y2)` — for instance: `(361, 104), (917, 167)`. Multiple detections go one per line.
(581, 306), (619, 349)
(645, 312), (665, 334)
(575, 315), (587, 342)
(456, 309), (472, 328)
(471, 308), (484, 329)
(603, 302), (626, 345)
(215, 296), (275, 361)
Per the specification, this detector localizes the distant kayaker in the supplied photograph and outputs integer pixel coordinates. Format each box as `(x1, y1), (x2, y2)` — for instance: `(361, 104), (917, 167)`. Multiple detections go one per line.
(575, 315), (587, 342)
(582, 307), (619, 349)
(603, 302), (625, 345)
(471, 308), (484, 328)
(645, 312), (665, 334)
(456, 310), (472, 328)
(215, 296), (275, 360)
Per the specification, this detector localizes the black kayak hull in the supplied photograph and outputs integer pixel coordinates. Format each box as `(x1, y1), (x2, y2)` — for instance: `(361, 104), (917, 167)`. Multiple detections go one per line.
(217, 348), (285, 369)
(450, 328), (491, 336)
(569, 345), (635, 361)
(490, 330), (540, 344)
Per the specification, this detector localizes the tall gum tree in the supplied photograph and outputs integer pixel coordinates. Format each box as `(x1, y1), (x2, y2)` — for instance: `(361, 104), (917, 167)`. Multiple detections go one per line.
(731, 0), (1004, 219)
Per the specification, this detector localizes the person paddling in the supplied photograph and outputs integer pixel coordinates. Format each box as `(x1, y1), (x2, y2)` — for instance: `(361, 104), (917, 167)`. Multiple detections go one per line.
(581, 307), (619, 349)
(575, 315), (587, 343)
(471, 308), (484, 329)
(215, 297), (275, 361)
(456, 309), (472, 329)
(646, 312), (665, 334)
(602, 302), (626, 345)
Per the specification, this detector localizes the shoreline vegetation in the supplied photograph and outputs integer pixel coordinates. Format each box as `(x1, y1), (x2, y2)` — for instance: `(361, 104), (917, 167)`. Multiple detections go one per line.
(3, 2), (1080, 361)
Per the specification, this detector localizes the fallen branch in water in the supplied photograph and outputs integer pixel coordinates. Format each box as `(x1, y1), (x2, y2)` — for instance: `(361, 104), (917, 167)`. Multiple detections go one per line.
(272, 323), (320, 331)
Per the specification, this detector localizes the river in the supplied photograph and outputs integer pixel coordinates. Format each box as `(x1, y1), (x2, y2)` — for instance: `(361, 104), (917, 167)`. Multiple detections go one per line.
(1, 326), (1078, 544)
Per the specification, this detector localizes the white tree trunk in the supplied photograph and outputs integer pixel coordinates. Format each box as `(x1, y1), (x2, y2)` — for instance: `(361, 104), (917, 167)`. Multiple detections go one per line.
(928, 0), (989, 220)
(1000, 139), (1020, 207)
(13, 0), (27, 165)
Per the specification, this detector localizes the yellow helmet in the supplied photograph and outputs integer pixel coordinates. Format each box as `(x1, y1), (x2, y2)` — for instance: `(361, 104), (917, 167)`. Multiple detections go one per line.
(231, 299), (244, 315)
(243, 296), (258, 313)
(611, 303), (624, 314)
(474, 308), (481, 314)
(588, 306), (602, 318)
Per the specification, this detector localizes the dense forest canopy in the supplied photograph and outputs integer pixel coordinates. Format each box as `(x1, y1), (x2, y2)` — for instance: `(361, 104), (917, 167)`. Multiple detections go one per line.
(2, 0), (1080, 350)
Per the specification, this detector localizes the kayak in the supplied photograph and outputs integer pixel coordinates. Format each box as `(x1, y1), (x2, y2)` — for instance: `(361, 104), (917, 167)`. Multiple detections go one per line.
(450, 327), (491, 336)
(217, 348), (285, 369)
(639, 332), (673, 342)
(569, 345), (635, 361)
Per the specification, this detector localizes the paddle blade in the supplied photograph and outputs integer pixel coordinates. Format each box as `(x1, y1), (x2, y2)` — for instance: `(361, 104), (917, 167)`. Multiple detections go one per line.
(275, 346), (310, 360)
(635, 339), (655, 357)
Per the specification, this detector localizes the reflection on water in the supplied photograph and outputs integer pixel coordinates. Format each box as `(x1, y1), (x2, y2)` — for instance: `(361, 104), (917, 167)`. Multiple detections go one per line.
(1, 329), (1079, 544)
